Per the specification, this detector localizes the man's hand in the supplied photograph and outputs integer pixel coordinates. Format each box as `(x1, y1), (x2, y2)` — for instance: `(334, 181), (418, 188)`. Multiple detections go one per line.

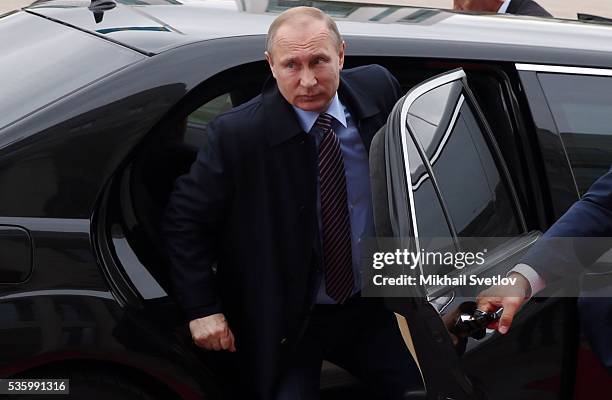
(189, 313), (237, 352)
(476, 272), (531, 335)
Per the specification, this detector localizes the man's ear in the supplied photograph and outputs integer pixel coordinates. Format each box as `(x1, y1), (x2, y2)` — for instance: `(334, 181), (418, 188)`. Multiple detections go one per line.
(338, 41), (346, 70)
(265, 51), (277, 79)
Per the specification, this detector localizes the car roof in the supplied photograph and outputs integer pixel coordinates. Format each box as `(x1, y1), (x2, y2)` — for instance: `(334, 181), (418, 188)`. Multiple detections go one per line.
(25, 0), (612, 63)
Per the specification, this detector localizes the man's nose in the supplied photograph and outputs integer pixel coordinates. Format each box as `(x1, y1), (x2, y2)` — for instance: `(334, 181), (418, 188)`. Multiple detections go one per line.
(299, 68), (317, 88)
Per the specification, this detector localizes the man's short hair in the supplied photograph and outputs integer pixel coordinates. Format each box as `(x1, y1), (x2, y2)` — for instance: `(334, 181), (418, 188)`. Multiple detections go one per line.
(266, 6), (343, 54)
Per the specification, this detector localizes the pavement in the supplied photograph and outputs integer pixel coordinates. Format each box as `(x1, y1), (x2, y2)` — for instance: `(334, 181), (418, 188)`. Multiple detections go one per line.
(1, 0), (33, 13)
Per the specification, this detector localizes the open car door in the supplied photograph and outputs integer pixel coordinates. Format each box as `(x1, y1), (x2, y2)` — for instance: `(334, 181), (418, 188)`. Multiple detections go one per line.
(369, 69), (578, 399)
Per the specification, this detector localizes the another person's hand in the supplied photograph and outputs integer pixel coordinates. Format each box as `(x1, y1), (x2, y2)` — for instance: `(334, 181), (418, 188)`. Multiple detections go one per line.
(476, 272), (531, 335)
(189, 313), (237, 352)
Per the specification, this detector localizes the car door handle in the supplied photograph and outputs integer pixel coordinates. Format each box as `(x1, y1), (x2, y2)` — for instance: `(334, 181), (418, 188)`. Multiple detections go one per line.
(449, 304), (503, 340)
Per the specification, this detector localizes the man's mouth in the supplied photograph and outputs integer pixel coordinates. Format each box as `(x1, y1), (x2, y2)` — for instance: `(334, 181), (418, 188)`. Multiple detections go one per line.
(299, 94), (322, 101)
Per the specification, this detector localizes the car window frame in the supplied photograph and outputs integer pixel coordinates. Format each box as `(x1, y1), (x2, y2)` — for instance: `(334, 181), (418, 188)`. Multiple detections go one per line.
(394, 69), (528, 295)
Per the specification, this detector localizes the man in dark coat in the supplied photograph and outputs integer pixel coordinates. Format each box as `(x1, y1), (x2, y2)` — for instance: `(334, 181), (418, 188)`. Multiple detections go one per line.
(454, 0), (552, 17)
(162, 6), (421, 399)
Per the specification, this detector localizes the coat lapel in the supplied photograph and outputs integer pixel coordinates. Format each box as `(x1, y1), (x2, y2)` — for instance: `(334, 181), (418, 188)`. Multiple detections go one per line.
(337, 72), (381, 153)
(262, 71), (383, 151)
(261, 76), (305, 147)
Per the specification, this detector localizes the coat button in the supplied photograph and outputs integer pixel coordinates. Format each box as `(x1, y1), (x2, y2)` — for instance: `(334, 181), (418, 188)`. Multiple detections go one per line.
(280, 338), (288, 345)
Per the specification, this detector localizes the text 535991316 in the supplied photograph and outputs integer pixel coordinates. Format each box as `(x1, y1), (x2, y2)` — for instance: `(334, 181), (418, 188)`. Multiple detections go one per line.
(1, 379), (69, 394)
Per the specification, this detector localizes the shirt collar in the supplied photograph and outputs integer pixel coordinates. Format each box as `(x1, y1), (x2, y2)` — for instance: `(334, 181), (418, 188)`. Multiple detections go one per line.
(498, 0), (511, 13)
(292, 93), (348, 134)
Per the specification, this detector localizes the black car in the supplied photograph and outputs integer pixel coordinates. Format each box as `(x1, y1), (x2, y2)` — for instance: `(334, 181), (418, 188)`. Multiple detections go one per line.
(1, 0), (612, 399)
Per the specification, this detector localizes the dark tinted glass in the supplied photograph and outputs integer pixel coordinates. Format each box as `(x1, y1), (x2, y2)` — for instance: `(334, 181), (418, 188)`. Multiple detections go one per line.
(408, 84), (520, 238)
(407, 80), (462, 157)
(405, 134), (452, 241)
(0, 12), (142, 131)
(405, 134), (455, 277)
(538, 73), (612, 193)
(185, 93), (233, 148)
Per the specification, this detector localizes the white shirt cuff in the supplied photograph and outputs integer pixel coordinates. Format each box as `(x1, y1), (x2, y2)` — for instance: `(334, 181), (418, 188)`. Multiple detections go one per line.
(509, 263), (546, 297)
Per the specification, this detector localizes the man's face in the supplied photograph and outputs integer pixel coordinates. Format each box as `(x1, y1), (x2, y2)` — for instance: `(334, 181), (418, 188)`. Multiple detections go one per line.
(265, 18), (345, 113)
(453, 0), (502, 12)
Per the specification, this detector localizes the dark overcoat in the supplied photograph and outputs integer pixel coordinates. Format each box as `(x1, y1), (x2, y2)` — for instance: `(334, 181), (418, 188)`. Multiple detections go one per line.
(162, 64), (401, 398)
(521, 169), (612, 371)
(522, 169), (612, 281)
(507, 0), (552, 17)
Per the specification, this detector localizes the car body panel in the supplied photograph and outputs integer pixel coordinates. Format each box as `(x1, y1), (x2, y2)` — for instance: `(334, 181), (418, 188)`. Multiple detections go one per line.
(0, 11), (144, 131)
(0, 226), (33, 284)
(0, 291), (212, 399)
(26, 0), (612, 67)
(0, 34), (264, 219)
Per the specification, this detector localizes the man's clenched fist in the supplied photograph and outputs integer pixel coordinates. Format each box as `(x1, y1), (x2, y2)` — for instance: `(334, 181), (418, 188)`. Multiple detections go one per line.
(189, 313), (237, 352)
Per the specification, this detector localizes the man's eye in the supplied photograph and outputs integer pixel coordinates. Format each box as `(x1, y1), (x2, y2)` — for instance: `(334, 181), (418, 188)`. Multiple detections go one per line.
(286, 62), (295, 69)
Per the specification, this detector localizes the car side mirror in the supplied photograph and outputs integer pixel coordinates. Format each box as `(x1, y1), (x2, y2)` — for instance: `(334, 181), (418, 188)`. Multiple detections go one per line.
(89, 0), (116, 23)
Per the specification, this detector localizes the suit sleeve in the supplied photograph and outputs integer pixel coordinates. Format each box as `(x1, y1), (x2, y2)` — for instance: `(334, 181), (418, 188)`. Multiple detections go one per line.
(521, 169), (612, 282)
(162, 118), (232, 321)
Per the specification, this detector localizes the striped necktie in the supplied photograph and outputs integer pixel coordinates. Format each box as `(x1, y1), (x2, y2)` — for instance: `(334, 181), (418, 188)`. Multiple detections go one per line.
(315, 112), (354, 303)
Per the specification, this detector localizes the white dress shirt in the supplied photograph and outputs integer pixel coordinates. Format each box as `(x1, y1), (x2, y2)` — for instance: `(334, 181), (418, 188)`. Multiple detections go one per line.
(510, 263), (546, 297)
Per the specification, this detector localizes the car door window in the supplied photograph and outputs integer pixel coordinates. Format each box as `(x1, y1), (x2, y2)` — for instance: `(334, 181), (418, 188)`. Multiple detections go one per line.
(537, 73), (612, 193)
(379, 69), (526, 297)
(407, 78), (522, 238)
(408, 137), (453, 241)
(406, 128), (455, 276)
(184, 93), (233, 149)
(188, 93), (233, 125)
(419, 92), (521, 238)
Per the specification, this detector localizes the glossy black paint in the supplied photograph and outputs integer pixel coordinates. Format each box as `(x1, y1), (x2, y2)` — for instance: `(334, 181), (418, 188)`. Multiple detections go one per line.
(1, 2), (611, 399)
(0, 226), (32, 284)
(0, 292), (213, 399)
(0, 11), (144, 131)
(0, 36), (265, 219)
